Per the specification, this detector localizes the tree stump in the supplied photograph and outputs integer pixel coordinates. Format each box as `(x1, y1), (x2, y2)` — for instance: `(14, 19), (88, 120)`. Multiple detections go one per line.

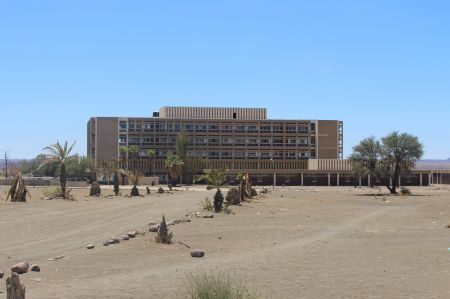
(6, 272), (26, 299)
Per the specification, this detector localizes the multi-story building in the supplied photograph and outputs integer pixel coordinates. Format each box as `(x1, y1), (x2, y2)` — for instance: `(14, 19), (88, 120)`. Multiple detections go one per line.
(87, 106), (343, 184)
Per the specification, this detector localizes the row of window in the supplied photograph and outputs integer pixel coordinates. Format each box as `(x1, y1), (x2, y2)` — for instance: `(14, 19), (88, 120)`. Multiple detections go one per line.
(120, 121), (315, 133)
(129, 150), (315, 159)
(121, 135), (314, 146)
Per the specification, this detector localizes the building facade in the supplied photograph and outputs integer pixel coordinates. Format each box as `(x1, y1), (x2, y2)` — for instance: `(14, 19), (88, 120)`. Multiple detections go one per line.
(87, 106), (343, 183)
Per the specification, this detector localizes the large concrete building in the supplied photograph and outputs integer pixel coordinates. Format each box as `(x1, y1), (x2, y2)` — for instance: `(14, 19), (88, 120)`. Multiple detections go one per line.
(87, 106), (343, 183)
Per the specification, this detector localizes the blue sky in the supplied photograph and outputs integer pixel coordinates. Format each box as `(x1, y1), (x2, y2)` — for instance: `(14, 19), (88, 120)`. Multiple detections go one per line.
(0, 1), (449, 159)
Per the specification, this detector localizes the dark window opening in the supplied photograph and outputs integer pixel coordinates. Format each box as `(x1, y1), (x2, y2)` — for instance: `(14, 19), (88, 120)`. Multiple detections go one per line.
(233, 112), (237, 119)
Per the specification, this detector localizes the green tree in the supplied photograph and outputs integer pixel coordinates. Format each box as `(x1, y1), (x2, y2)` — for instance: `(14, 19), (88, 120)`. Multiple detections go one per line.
(128, 145), (139, 173)
(350, 132), (424, 194)
(146, 149), (156, 176)
(101, 160), (122, 196)
(38, 141), (79, 198)
(164, 154), (184, 187)
(199, 168), (228, 212)
(175, 131), (189, 184)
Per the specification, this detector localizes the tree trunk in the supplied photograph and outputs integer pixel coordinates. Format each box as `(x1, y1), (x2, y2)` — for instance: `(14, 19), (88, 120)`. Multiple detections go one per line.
(6, 272), (26, 299)
(60, 163), (66, 198)
(391, 161), (401, 194)
(113, 172), (120, 196)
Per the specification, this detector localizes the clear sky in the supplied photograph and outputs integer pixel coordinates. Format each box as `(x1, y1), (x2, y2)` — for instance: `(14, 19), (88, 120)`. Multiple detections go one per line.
(0, 1), (449, 159)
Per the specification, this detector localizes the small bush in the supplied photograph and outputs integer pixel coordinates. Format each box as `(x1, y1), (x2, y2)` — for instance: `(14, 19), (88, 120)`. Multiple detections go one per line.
(184, 272), (258, 299)
(158, 187), (164, 194)
(214, 190), (224, 213)
(400, 187), (411, 196)
(155, 215), (173, 244)
(200, 197), (213, 211)
(89, 181), (101, 196)
(225, 187), (240, 205)
(41, 187), (62, 199)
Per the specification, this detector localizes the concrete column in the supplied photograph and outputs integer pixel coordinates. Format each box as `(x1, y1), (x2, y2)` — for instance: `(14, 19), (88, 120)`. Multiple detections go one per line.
(273, 173), (276, 189)
(359, 176), (362, 187)
(301, 173), (304, 186)
(420, 173), (423, 186)
(328, 173), (331, 186)
(368, 175), (371, 187)
(337, 173), (340, 187)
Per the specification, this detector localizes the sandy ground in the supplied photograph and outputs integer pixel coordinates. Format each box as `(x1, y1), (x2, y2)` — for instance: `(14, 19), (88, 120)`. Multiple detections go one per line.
(1, 184), (450, 298)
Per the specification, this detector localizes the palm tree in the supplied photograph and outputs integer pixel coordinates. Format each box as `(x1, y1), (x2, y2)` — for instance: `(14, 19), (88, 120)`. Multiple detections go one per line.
(199, 168), (228, 212)
(146, 149), (156, 176)
(100, 160), (122, 196)
(38, 141), (79, 199)
(128, 145), (139, 173)
(164, 154), (184, 187)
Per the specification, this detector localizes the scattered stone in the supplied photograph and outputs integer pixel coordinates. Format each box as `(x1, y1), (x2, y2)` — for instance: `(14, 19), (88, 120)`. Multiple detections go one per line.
(120, 235), (130, 241)
(127, 231), (137, 238)
(280, 195), (284, 197)
(0, 271), (4, 279)
(148, 224), (159, 232)
(218, 236), (222, 240)
(203, 215), (214, 219)
(103, 241), (110, 246)
(30, 264), (40, 272)
(166, 222), (174, 226)
(108, 238), (120, 245)
(172, 219), (182, 224)
(11, 262), (29, 274)
(135, 229), (146, 236)
(191, 250), (205, 258)
(48, 255), (65, 262)
(30, 278), (41, 282)
(86, 244), (95, 250)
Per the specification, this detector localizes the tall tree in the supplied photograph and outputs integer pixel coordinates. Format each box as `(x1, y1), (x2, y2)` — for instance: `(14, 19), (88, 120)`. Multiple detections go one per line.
(350, 132), (424, 194)
(175, 131), (189, 184)
(164, 154), (184, 187)
(128, 145), (139, 173)
(4, 151), (9, 179)
(146, 149), (156, 176)
(38, 141), (79, 198)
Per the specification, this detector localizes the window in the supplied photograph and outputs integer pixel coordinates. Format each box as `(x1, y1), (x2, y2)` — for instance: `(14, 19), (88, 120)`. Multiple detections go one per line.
(287, 152), (296, 159)
(233, 112), (237, 119)
(299, 152), (309, 158)
(287, 138), (297, 146)
(119, 121), (127, 131)
(310, 150), (316, 158)
(195, 124), (207, 132)
(247, 125), (258, 132)
(260, 138), (271, 146)
(235, 138), (245, 146)
(247, 152), (258, 159)
(299, 138), (308, 145)
(286, 125), (297, 133)
(235, 152), (245, 159)
(222, 152), (232, 159)
(195, 137), (207, 145)
(310, 123), (316, 133)
(260, 152), (271, 159)
(209, 137), (220, 145)
(298, 125), (309, 133)
(273, 125), (284, 133)
(208, 152), (220, 159)
(222, 137), (233, 145)
(310, 137), (316, 146)
(234, 125), (245, 132)
(222, 125), (233, 132)
(128, 123), (135, 130)
(260, 125), (271, 132)
(247, 138), (258, 146)
(273, 138), (284, 146)
(119, 135), (127, 143)
(184, 124), (194, 132)
(208, 124), (220, 132)
(273, 152), (284, 159)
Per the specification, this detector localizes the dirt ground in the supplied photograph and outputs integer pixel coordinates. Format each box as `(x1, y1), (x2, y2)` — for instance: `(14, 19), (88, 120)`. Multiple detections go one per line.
(1, 184), (450, 298)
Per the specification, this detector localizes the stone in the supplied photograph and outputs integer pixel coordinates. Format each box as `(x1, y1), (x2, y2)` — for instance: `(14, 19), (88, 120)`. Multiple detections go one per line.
(203, 215), (214, 219)
(127, 231), (137, 238)
(166, 222), (174, 226)
(135, 229), (146, 236)
(86, 244), (95, 249)
(108, 238), (120, 245)
(103, 241), (110, 246)
(11, 262), (29, 274)
(148, 224), (159, 232)
(120, 235), (130, 241)
(0, 271), (4, 279)
(191, 250), (205, 258)
(30, 264), (40, 272)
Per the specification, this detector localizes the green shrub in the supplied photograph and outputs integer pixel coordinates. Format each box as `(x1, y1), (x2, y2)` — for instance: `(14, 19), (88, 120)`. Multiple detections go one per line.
(184, 272), (259, 299)
(200, 197), (213, 211)
(400, 187), (412, 196)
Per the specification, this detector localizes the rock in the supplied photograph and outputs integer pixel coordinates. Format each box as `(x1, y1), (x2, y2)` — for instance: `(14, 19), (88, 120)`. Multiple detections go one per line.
(86, 244), (95, 250)
(0, 271), (4, 278)
(108, 238), (120, 245)
(148, 224), (159, 232)
(191, 250), (205, 258)
(135, 229), (146, 236)
(172, 219), (182, 224)
(103, 241), (110, 246)
(203, 215), (214, 219)
(127, 231), (137, 238)
(166, 222), (174, 226)
(120, 235), (130, 241)
(30, 264), (40, 272)
(11, 262), (29, 274)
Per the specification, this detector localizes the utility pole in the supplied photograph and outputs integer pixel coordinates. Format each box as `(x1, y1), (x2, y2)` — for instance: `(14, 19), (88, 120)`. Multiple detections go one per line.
(4, 151), (9, 179)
